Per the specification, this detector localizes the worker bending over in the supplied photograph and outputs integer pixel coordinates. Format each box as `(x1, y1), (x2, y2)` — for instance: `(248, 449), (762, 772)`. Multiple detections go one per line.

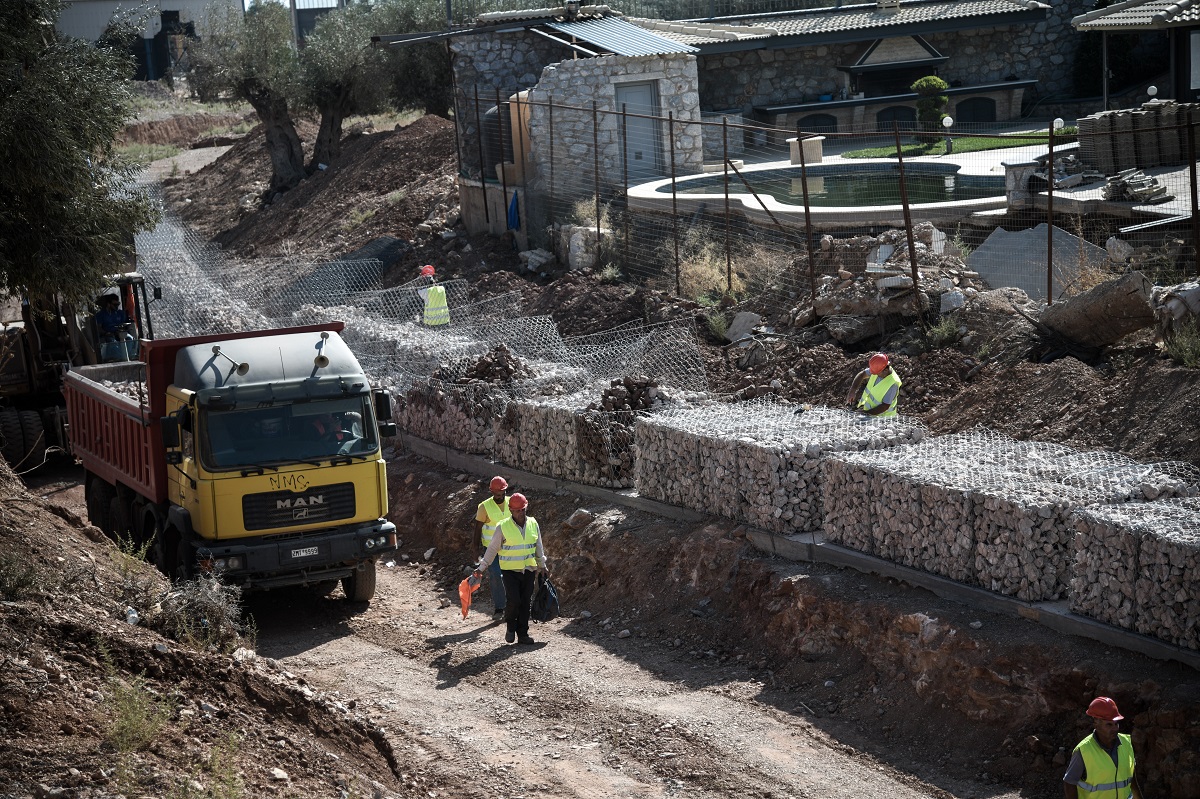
(473, 475), (510, 620)
(848, 352), (902, 417)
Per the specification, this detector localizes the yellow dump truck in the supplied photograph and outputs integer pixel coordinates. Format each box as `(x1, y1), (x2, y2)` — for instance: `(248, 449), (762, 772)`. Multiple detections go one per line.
(64, 322), (397, 602)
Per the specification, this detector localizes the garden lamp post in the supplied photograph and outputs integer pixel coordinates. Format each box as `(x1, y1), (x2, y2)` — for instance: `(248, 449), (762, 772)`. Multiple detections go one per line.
(943, 115), (954, 155)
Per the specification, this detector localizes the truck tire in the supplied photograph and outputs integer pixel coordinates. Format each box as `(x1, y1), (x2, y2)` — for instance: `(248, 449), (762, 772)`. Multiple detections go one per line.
(0, 408), (24, 468)
(309, 579), (340, 597)
(84, 474), (117, 539)
(18, 410), (46, 469)
(342, 561), (377, 602)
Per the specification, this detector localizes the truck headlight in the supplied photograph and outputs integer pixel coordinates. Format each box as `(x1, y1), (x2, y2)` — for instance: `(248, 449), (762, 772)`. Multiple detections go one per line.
(364, 538), (376, 550)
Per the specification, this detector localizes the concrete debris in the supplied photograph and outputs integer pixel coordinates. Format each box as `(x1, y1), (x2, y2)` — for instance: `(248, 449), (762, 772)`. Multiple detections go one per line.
(724, 311), (761, 344)
(564, 509), (595, 529)
(1151, 280), (1200, 337)
(967, 224), (1107, 301)
(1102, 168), (1175, 204)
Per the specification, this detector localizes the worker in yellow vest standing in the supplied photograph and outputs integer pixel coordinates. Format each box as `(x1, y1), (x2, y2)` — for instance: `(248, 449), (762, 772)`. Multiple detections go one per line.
(473, 492), (547, 645)
(847, 352), (902, 417)
(1063, 696), (1140, 799)
(417, 264), (449, 327)
(472, 475), (510, 620)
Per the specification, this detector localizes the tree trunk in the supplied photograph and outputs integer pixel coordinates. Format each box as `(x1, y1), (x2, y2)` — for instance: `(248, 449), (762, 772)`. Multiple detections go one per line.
(246, 90), (306, 195)
(1039, 271), (1154, 347)
(310, 90), (351, 172)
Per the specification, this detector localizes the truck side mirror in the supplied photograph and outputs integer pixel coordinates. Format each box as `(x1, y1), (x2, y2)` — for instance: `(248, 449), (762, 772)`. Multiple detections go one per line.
(377, 421), (398, 439)
(161, 415), (181, 464)
(373, 389), (393, 421)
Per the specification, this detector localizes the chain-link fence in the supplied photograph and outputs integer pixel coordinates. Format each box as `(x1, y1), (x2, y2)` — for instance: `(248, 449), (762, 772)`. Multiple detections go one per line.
(463, 92), (1200, 320)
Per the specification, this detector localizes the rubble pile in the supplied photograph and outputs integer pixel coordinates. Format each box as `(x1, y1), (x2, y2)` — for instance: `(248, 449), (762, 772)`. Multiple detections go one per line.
(823, 430), (1199, 601)
(1102, 168), (1174, 204)
(634, 397), (925, 533)
(459, 344), (533, 383)
(1070, 498), (1200, 650)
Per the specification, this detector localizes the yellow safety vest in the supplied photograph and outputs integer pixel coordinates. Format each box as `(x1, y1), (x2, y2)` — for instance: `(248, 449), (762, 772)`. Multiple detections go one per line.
(857, 370), (902, 417)
(424, 285), (449, 326)
(496, 516), (540, 571)
(479, 496), (509, 547)
(1075, 733), (1134, 799)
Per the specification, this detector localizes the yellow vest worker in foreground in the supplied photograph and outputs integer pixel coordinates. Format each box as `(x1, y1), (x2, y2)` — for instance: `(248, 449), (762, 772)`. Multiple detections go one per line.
(474, 492), (547, 645)
(473, 475), (510, 619)
(848, 352), (902, 417)
(1063, 696), (1140, 799)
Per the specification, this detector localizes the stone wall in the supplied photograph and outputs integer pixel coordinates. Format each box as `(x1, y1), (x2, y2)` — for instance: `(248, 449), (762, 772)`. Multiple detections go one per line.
(696, 0), (1092, 117)
(525, 53), (705, 196)
(451, 31), (567, 179)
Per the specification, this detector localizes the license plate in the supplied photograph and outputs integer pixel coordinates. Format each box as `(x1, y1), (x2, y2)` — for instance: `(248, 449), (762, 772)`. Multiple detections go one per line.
(291, 546), (319, 559)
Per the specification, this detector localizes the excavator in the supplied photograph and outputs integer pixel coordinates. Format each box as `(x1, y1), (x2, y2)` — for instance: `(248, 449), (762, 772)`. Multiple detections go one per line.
(0, 273), (157, 470)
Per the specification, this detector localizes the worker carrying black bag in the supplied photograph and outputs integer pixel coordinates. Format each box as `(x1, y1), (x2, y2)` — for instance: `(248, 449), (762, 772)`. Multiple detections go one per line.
(531, 574), (560, 623)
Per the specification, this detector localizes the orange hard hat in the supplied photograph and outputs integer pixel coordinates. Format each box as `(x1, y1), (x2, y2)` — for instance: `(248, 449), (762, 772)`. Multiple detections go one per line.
(869, 353), (890, 374)
(1086, 697), (1124, 722)
(489, 476), (508, 491)
(420, 264), (435, 277)
(508, 492), (528, 510)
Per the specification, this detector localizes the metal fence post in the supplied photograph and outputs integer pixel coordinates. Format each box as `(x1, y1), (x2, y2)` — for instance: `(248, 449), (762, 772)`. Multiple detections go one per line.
(621, 103), (630, 272)
(893, 122), (921, 320)
(473, 86), (489, 225)
(723, 118), (731, 294)
(548, 97), (555, 258)
(1188, 113), (1199, 275)
(593, 100), (601, 248)
(797, 133), (817, 310)
(1047, 123), (1056, 304)
(669, 112), (680, 296)
(496, 88), (509, 230)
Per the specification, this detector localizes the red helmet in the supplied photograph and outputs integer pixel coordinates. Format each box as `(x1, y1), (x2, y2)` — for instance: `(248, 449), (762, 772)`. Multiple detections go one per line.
(489, 476), (508, 492)
(508, 492), (528, 510)
(1086, 697), (1124, 722)
(420, 264), (435, 277)
(869, 353), (890, 375)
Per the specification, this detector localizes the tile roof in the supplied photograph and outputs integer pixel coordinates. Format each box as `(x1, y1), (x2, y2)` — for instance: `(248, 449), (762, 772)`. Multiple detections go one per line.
(632, 0), (1047, 46)
(1072, 0), (1200, 30)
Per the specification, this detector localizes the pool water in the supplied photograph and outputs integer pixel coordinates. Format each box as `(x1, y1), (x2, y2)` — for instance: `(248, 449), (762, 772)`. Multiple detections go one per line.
(664, 167), (1004, 207)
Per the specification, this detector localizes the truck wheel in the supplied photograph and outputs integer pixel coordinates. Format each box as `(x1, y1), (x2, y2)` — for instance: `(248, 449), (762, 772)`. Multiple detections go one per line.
(309, 580), (340, 597)
(341, 561), (377, 602)
(0, 409), (24, 468)
(84, 474), (116, 538)
(18, 410), (46, 469)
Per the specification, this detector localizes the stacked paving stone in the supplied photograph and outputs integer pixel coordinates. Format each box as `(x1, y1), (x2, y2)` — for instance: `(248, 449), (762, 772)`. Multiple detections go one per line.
(634, 397), (925, 531)
(1077, 101), (1199, 174)
(824, 430), (1199, 601)
(1070, 497), (1200, 650)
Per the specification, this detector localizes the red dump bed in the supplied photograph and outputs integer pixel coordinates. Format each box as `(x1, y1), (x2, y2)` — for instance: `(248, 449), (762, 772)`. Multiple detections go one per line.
(63, 322), (345, 505)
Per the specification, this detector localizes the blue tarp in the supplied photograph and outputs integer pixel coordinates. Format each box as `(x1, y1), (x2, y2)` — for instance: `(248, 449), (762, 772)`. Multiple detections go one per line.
(507, 191), (520, 231)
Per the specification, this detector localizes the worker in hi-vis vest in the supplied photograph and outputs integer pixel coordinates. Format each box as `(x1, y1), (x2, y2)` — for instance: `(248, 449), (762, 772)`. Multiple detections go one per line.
(847, 352), (902, 418)
(472, 475), (510, 620)
(417, 264), (449, 327)
(1063, 696), (1140, 799)
(473, 492), (547, 646)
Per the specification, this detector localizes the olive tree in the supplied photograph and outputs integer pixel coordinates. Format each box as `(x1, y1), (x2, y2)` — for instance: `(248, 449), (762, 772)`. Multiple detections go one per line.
(189, 1), (306, 195)
(0, 0), (158, 302)
(375, 0), (454, 118)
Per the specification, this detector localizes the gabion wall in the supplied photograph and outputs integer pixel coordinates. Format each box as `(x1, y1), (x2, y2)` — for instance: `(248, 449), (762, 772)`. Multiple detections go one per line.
(634, 397), (926, 533)
(823, 430), (1200, 603)
(1070, 498), (1200, 650)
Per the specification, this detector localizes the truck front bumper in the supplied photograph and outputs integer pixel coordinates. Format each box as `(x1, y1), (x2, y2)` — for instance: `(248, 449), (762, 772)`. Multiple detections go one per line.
(191, 519), (398, 591)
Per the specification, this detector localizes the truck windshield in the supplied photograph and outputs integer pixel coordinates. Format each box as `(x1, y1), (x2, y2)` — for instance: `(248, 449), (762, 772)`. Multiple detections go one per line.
(201, 396), (379, 471)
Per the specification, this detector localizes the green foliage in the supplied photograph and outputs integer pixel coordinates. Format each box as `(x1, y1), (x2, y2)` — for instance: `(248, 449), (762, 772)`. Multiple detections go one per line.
(169, 732), (245, 799)
(115, 142), (182, 166)
(374, 0), (455, 117)
(0, 549), (41, 600)
(841, 133), (1046, 159)
(911, 75), (949, 140)
(704, 311), (729, 340)
(154, 575), (247, 653)
(1165, 317), (1200, 368)
(99, 642), (175, 756)
(0, 0), (159, 304)
(599, 264), (623, 284)
(924, 315), (960, 349)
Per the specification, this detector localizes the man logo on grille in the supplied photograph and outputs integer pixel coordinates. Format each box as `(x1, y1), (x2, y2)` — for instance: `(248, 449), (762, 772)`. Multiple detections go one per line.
(276, 495), (325, 509)
(294, 507), (309, 519)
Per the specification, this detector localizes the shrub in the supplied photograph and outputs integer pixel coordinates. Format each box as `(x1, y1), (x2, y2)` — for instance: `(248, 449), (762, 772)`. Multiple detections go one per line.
(911, 76), (949, 140)
(0, 549), (40, 600)
(1165, 316), (1200, 368)
(155, 575), (247, 653)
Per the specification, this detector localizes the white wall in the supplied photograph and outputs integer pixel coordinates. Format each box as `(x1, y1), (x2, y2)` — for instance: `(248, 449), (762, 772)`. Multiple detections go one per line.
(57, 0), (238, 42)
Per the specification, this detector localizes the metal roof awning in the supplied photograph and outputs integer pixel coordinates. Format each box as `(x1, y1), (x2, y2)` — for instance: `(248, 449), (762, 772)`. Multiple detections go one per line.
(543, 17), (699, 55)
(1072, 0), (1200, 30)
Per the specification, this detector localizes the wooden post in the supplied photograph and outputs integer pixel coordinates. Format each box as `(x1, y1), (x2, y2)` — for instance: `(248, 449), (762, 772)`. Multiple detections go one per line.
(797, 133), (818, 310)
(1047, 123), (1056, 304)
(893, 122), (922, 321)
(669, 112), (680, 296)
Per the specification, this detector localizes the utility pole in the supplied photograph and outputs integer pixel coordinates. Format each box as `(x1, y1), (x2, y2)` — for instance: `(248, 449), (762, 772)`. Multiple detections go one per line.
(289, 0), (300, 49)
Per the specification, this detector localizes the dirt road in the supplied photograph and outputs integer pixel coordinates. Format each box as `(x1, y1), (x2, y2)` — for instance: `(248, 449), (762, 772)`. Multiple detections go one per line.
(249, 564), (1002, 799)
